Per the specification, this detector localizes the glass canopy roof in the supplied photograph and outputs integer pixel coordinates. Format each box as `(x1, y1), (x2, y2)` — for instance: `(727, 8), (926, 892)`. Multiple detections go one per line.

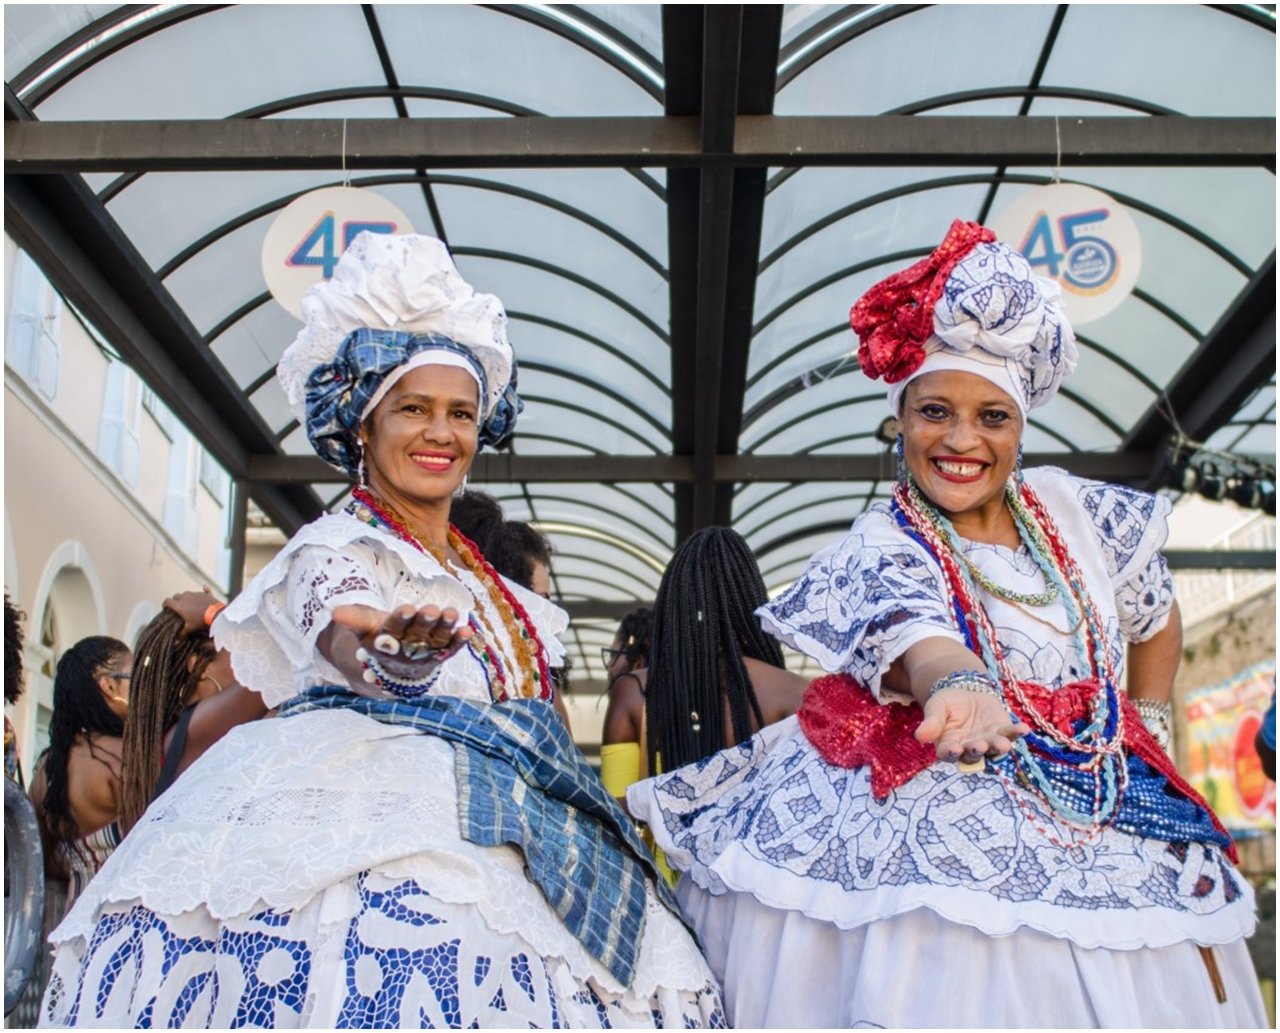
(5, 4), (1275, 682)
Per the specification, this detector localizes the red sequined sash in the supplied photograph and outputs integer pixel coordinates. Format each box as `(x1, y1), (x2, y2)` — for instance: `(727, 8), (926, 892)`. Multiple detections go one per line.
(797, 673), (1236, 862)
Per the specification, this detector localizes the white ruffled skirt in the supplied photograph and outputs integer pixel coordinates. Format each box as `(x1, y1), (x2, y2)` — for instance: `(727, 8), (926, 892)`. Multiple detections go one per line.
(40, 711), (723, 1029)
(628, 717), (1266, 1029)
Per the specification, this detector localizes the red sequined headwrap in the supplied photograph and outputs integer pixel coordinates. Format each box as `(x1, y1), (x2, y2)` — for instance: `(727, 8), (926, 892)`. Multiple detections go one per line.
(849, 219), (996, 384)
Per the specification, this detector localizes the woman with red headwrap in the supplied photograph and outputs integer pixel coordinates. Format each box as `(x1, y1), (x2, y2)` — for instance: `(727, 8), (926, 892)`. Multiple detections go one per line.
(629, 222), (1265, 1028)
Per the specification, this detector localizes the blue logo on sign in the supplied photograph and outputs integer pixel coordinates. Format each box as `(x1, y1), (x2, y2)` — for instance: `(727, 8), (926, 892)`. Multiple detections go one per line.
(1020, 207), (1119, 293)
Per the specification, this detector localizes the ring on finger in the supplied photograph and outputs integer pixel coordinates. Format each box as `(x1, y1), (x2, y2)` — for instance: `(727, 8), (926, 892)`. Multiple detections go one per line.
(373, 633), (402, 657)
(402, 639), (441, 662)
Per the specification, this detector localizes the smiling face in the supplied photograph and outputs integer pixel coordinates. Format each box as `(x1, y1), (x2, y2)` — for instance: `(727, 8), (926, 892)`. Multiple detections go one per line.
(900, 370), (1023, 530)
(360, 364), (480, 523)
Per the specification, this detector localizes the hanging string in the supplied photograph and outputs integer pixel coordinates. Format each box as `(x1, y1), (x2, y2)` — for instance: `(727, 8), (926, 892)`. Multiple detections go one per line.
(1052, 114), (1062, 185)
(341, 117), (351, 189)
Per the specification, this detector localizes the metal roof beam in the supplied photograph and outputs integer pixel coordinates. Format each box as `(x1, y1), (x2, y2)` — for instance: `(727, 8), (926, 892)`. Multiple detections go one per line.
(4, 174), (323, 535)
(252, 450), (1161, 484)
(7, 115), (1273, 171)
(662, 3), (704, 541)
(689, 5), (744, 533)
(1126, 254), (1276, 465)
(558, 551), (1278, 620)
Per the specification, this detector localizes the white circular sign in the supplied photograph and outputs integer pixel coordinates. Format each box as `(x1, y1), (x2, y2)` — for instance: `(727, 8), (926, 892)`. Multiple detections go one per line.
(261, 186), (413, 319)
(992, 183), (1141, 325)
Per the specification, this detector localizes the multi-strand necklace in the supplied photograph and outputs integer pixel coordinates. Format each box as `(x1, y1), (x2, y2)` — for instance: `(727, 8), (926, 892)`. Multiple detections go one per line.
(894, 476), (1128, 844)
(347, 486), (550, 703)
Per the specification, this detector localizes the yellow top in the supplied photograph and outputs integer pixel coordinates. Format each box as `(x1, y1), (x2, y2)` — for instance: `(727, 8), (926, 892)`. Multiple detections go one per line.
(599, 741), (676, 887)
(600, 741), (642, 797)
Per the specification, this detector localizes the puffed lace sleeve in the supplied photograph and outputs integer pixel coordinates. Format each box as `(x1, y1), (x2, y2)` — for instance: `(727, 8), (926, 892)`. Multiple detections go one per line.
(1071, 476), (1175, 643)
(214, 517), (390, 707)
(757, 507), (964, 699)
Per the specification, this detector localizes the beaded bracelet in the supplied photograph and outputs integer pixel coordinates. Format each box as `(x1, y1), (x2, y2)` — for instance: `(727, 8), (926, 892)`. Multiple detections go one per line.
(929, 670), (1002, 700)
(1133, 698), (1172, 749)
(355, 648), (442, 700)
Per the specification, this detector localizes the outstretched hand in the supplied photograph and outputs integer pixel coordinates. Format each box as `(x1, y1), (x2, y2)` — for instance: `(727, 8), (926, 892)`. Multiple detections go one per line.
(332, 603), (474, 682)
(915, 689), (1031, 766)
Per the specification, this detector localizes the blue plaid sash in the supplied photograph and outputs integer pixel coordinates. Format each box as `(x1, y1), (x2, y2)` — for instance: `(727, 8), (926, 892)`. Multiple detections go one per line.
(279, 686), (677, 988)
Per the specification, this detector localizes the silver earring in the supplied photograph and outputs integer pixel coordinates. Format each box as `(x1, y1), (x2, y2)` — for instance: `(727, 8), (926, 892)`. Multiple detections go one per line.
(895, 435), (907, 483)
(453, 474), (469, 498)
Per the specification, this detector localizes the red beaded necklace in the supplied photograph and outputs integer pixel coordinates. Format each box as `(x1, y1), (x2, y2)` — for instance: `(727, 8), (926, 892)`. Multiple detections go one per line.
(348, 486), (551, 702)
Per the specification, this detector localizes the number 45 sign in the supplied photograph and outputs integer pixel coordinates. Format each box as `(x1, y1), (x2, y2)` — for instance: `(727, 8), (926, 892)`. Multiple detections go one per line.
(262, 187), (414, 319)
(992, 183), (1141, 326)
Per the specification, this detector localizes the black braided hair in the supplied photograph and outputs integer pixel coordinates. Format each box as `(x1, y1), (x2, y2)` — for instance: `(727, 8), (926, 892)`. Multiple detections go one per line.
(5, 592), (25, 705)
(612, 606), (652, 671)
(488, 520), (552, 590)
(645, 527), (783, 773)
(448, 489), (506, 557)
(119, 609), (213, 834)
(38, 636), (129, 843)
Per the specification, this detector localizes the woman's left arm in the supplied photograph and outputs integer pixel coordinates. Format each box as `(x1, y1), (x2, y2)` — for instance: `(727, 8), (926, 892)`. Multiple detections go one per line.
(1126, 599), (1183, 703)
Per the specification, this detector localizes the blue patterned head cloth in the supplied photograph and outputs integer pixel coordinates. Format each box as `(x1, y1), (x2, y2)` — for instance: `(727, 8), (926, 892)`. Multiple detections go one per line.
(278, 232), (521, 478)
(886, 238), (1079, 417)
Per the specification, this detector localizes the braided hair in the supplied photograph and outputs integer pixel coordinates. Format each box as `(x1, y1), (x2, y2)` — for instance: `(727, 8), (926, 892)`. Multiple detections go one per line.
(38, 636), (129, 843)
(645, 527), (783, 773)
(119, 609), (213, 834)
(612, 606), (652, 671)
(5, 592), (25, 705)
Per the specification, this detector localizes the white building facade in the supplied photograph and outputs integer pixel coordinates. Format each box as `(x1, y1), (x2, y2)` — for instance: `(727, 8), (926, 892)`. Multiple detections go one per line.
(4, 236), (236, 781)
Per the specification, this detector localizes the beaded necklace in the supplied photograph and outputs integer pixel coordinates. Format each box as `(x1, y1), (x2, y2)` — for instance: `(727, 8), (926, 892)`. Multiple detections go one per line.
(347, 487), (551, 703)
(894, 476), (1129, 844)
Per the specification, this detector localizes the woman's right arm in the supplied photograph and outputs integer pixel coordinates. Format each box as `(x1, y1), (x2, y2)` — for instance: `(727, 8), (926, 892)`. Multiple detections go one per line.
(890, 637), (1030, 762)
(320, 603), (474, 697)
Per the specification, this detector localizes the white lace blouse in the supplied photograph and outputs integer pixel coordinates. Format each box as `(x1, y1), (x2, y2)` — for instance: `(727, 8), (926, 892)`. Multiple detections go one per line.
(214, 511), (569, 708)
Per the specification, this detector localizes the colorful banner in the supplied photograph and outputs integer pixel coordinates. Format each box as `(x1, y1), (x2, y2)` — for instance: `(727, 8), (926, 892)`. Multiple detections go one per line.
(1183, 659), (1276, 830)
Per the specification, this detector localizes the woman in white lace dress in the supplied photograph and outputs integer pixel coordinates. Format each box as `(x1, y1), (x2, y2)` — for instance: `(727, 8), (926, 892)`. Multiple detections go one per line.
(628, 221), (1265, 1028)
(41, 233), (723, 1029)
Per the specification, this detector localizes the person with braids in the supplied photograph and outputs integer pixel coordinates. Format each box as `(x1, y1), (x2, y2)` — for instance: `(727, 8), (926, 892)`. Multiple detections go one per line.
(601, 605), (651, 688)
(601, 529), (805, 803)
(28, 635), (131, 912)
(5, 592), (28, 785)
(628, 222), (1264, 1027)
(117, 600), (267, 835)
(41, 233), (722, 1029)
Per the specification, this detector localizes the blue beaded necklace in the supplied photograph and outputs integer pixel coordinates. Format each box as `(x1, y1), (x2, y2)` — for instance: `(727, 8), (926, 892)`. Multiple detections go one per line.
(894, 477), (1129, 840)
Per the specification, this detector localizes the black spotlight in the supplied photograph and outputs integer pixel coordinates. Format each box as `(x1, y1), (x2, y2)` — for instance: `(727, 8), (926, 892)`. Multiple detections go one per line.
(1228, 477), (1262, 509)
(1197, 463), (1227, 501)
(1260, 481), (1276, 517)
(1167, 454), (1200, 493)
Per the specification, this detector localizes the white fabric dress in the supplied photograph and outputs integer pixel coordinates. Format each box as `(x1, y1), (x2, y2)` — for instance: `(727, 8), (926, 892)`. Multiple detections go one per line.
(41, 513), (724, 1029)
(628, 469), (1265, 1029)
